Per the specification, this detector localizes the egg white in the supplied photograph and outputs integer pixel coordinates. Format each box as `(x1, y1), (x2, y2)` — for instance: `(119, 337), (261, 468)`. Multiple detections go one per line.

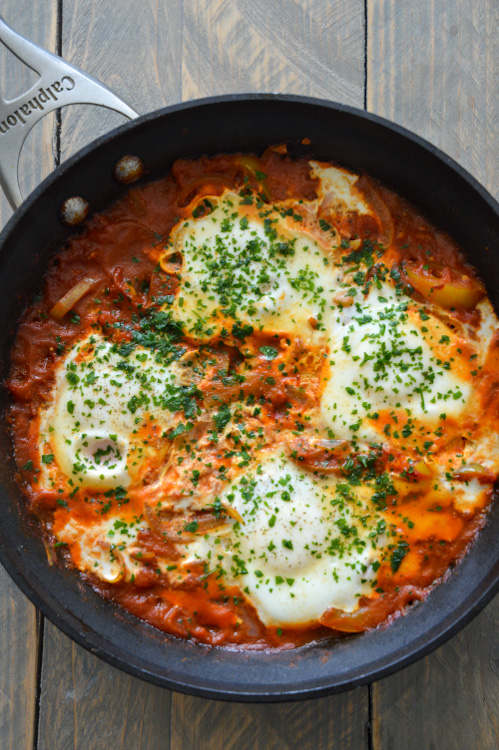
(55, 513), (149, 582)
(39, 334), (190, 490)
(320, 283), (472, 447)
(163, 192), (340, 342)
(36, 161), (499, 629)
(309, 161), (371, 215)
(181, 451), (385, 626)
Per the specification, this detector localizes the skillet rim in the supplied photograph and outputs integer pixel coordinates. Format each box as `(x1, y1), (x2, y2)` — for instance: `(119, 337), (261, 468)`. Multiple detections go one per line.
(0, 93), (498, 702)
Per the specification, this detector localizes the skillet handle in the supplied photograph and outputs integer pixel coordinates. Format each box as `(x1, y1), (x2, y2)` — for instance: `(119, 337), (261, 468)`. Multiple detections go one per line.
(0, 17), (139, 209)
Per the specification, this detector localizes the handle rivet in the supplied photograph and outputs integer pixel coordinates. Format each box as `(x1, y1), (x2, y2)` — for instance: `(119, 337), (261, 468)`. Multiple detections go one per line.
(60, 196), (89, 226)
(113, 155), (144, 184)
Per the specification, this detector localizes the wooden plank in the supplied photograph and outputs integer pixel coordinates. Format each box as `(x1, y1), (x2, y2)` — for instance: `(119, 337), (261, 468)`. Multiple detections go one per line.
(0, 6), (58, 750)
(367, 0), (498, 196)
(371, 570), (499, 740)
(0, 568), (40, 750)
(37, 2), (184, 747)
(59, 0), (183, 161)
(367, 1), (499, 748)
(38, 621), (171, 750)
(171, 690), (368, 750)
(172, 1), (368, 747)
(372, 603), (499, 749)
(181, 0), (365, 103)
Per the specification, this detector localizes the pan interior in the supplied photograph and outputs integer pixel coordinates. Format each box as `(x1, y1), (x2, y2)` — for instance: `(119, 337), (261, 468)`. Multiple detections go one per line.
(0, 96), (498, 700)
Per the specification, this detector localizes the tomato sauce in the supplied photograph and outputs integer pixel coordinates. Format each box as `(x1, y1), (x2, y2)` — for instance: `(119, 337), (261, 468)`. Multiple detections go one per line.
(7, 149), (497, 649)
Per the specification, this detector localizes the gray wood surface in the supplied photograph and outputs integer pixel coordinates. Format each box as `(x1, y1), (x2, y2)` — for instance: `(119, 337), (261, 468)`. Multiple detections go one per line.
(171, 690), (368, 750)
(367, 0), (498, 197)
(373, 604), (499, 749)
(180, 0), (364, 102)
(0, 1), (497, 748)
(367, 3), (499, 747)
(0, 6), (58, 749)
(38, 621), (171, 750)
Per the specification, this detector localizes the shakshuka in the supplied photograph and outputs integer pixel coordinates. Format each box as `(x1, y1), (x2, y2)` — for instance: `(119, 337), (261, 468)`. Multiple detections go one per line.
(8, 147), (499, 648)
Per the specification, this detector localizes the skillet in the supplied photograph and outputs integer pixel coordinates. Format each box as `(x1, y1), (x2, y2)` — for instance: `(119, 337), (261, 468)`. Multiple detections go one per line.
(0, 17), (498, 702)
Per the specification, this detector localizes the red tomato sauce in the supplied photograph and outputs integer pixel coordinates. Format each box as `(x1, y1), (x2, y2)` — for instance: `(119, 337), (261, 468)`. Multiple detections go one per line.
(7, 149), (496, 649)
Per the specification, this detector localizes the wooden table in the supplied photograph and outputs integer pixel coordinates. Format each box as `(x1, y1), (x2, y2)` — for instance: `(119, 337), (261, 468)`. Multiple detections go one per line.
(0, 2), (497, 748)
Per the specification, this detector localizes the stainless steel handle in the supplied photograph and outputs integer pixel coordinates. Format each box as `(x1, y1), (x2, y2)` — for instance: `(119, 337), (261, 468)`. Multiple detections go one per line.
(0, 17), (139, 209)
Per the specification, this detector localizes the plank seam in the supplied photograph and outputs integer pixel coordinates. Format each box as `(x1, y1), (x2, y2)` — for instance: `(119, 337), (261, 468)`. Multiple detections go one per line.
(364, 6), (373, 749)
(367, 683), (374, 750)
(54, 0), (63, 166)
(169, 693), (174, 750)
(33, 2), (62, 747)
(363, 0), (368, 110)
(32, 613), (44, 750)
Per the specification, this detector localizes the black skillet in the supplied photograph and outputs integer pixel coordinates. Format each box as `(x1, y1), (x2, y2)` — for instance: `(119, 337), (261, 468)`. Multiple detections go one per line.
(0, 18), (498, 702)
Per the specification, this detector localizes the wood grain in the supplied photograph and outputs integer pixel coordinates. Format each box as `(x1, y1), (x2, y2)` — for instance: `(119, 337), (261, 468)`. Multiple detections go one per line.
(58, 0), (183, 161)
(367, 2), (499, 748)
(0, 5), (58, 749)
(36, 3), (183, 747)
(181, 0), (365, 103)
(0, 568), (40, 750)
(0, 2), (58, 214)
(372, 603), (499, 750)
(171, 690), (368, 750)
(367, 0), (498, 198)
(173, 2), (368, 745)
(3, 1), (498, 748)
(38, 621), (171, 750)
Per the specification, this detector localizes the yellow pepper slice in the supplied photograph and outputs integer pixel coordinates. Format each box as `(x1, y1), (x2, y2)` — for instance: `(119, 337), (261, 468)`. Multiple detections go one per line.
(405, 262), (486, 310)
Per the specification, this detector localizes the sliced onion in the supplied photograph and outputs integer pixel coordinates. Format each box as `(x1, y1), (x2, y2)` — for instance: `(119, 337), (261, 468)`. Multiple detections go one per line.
(347, 238), (362, 251)
(356, 176), (394, 248)
(144, 504), (231, 543)
(223, 504), (245, 525)
(128, 547), (156, 563)
(320, 587), (425, 633)
(160, 252), (183, 276)
(289, 438), (350, 474)
(96, 540), (125, 583)
(177, 174), (234, 206)
(392, 462), (433, 494)
(413, 461), (434, 480)
(50, 275), (98, 321)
